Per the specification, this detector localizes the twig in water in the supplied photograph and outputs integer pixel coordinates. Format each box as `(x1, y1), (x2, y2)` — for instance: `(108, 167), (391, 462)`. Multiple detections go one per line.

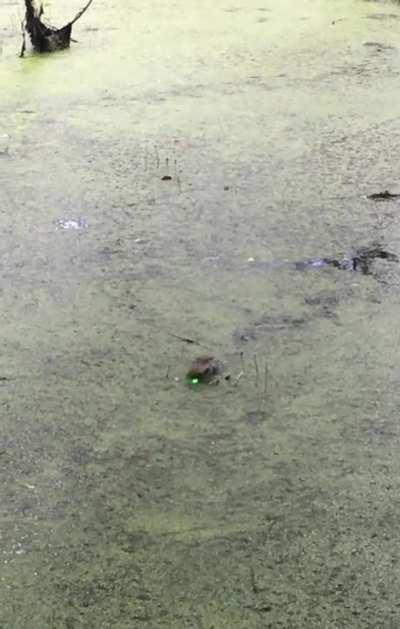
(167, 332), (204, 347)
(264, 360), (268, 396)
(233, 371), (244, 386)
(250, 566), (260, 594)
(253, 354), (259, 388)
(240, 351), (245, 373)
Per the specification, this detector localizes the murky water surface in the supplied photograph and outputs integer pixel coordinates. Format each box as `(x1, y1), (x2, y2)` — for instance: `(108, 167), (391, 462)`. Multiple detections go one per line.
(1, 0), (400, 626)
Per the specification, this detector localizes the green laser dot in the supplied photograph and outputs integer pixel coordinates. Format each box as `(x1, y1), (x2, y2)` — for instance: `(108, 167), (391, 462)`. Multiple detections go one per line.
(191, 378), (199, 384)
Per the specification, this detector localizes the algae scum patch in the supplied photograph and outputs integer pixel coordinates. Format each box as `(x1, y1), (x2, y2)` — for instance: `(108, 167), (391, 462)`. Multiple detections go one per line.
(2, 0), (400, 626)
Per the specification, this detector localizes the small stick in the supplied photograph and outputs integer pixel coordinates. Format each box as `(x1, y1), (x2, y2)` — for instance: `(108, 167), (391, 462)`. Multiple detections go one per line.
(167, 332), (205, 347)
(264, 360), (268, 396)
(19, 20), (26, 58)
(250, 567), (260, 594)
(253, 354), (259, 388)
(69, 0), (94, 26)
(240, 351), (245, 373)
(233, 371), (244, 387)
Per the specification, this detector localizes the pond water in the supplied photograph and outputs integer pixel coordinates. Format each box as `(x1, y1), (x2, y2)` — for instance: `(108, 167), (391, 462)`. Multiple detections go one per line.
(1, 0), (400, 626)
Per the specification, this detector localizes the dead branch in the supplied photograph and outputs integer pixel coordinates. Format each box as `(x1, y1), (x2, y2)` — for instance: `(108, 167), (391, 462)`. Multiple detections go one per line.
(69, 0), (94, 26)
(21, 0), (94, 55)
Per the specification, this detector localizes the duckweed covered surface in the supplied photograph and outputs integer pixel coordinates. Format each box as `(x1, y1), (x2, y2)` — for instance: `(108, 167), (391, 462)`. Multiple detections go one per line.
(2, 0), (400, 626)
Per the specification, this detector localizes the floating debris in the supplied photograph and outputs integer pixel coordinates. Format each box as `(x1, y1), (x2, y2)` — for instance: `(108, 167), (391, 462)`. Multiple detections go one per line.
(241, 410), (266, 426)
(366, 13), (400, 21)
(367, 190), (400, 200)
(363, 42), (395, 52)
(56, 217), (88, 231)
(248, 244), (398, 275)
(351, 244), (398, 274)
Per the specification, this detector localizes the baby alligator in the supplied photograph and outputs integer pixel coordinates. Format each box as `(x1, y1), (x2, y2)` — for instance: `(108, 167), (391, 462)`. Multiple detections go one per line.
(251, 245), (398, 275)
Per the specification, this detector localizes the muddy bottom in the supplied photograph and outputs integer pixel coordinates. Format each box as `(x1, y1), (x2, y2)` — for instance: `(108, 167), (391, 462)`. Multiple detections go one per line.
(1, 0), (400, 627)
